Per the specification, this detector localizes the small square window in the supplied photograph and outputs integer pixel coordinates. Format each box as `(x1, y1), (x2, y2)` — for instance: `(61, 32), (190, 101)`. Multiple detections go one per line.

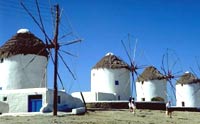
(142, 81), (144, 85)
(142, 98), (145, 101)
(58, 96), (61, 104)
(3, 97), (7, 101)
(182, 101), (185, 107)
(115, 80), (119, 85)
(118, 95), (120, 100)
(0, 58), (3, 63)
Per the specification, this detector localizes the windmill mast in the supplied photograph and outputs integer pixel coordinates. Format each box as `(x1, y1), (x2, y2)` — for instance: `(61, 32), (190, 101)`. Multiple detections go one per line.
(19, 1), (82, 115)
(53, 4), (60, 116)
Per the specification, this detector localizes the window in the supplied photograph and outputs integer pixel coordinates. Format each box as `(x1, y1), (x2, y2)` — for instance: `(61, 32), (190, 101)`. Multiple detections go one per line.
(0, 87), (2, 90)
(58, 96), (61, 104)
(3, 96), (7, 101)
(142, 98), (145, 101)
(142, 81), (144, 85)
(115, 80), (119, 85)
(182, 101), (185, 107)
(0, 58), (3, 63)
(118, 95), (120, 100)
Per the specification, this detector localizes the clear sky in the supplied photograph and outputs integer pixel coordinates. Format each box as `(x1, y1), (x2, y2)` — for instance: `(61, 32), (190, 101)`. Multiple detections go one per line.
(1, 0), (200, 102)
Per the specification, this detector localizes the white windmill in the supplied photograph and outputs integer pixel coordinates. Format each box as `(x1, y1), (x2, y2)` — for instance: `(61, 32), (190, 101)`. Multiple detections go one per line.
(136, 66), (167, 102)
(0, 0), (84, 115)
(91, 52), (131, 100)
(176, 71), (200, 107)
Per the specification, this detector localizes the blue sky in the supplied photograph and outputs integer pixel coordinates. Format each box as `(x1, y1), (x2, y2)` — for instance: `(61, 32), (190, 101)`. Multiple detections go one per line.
(1, 0), (200, 101)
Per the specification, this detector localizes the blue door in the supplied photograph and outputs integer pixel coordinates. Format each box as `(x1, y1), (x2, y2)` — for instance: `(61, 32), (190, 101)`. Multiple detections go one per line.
(28, 95), (42, 112)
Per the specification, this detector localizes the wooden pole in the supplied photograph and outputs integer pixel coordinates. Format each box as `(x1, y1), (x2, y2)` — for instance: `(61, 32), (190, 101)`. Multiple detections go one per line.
(80, 92), (87, 112)
(53, 4), (59, 116)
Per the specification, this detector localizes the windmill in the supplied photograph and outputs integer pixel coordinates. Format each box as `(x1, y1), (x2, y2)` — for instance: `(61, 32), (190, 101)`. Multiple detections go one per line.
(160, 48), (183, 104)
(121, 33), (146, 100)
(188, 57), (200, 97)
(174, 55), (200, 107)
(20, 0), (82, 116)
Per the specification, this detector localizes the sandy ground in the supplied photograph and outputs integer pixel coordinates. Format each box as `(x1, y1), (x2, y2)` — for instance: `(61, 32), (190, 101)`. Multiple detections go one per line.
(0, 109), (200, 124)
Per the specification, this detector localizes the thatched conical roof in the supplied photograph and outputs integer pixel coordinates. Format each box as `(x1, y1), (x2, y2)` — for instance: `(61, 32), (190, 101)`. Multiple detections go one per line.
(176, 72), (200, 84)
(92, 52), (130, 70)
(136, 66), (164, 82)
(0, 29), (48, 58)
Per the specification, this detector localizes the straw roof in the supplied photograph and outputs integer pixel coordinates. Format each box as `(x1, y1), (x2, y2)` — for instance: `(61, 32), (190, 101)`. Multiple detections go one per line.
(92, 53), (130, 70)
(176, 72), (200, 84)
(136, 66), (164, 82)
(0, 31), (48, 58)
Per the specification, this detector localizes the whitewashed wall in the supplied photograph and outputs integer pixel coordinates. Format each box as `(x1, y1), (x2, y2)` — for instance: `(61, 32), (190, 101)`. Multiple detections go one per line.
(0, 101), (9, 113)
(72, 92), (97, 102)
(176, 83), (200, 107)
(0, 54), (47, 90)
(97, 92), (117, 101)
(91, 68), (130, 100)
(46, 89), (84, 108)
(72, 92), (117, 102)
(0, 88), (47, 112)
(136, 80), (167, 102)
(0, 88), (84, 113)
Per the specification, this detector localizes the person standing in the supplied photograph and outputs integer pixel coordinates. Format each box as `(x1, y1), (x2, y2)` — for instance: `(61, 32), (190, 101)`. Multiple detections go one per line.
(166, 101), (172, 118)
(128, 97), (136, 114)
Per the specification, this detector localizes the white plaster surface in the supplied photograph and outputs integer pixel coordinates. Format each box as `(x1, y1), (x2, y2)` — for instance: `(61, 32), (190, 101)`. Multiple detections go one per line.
(0, 101), (9, 113)
(176, 83), (200, 107)
(0, 54), (47, 90)
(91, 68), (130, 100)
(0, 88), (84, 113)
(17, 29), (30, 33)
(136, 80), (167, 102)
(72, 92), (117, 102)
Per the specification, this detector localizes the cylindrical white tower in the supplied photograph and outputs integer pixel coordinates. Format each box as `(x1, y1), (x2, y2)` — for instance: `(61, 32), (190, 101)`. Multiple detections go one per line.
(136, 66), (167, 102)
(0, 29), (48, 90)
(91, 52), (130, 100)
(176, 72), (200, 107)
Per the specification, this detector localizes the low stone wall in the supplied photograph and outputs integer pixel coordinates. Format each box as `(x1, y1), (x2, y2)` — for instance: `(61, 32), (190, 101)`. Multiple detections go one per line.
(86, 101), (128, 110)
(136, 102), (166, 110)
(86, 101), (200, 112)
(86, 101), (166, 110)
(169, 107), (200, 112)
